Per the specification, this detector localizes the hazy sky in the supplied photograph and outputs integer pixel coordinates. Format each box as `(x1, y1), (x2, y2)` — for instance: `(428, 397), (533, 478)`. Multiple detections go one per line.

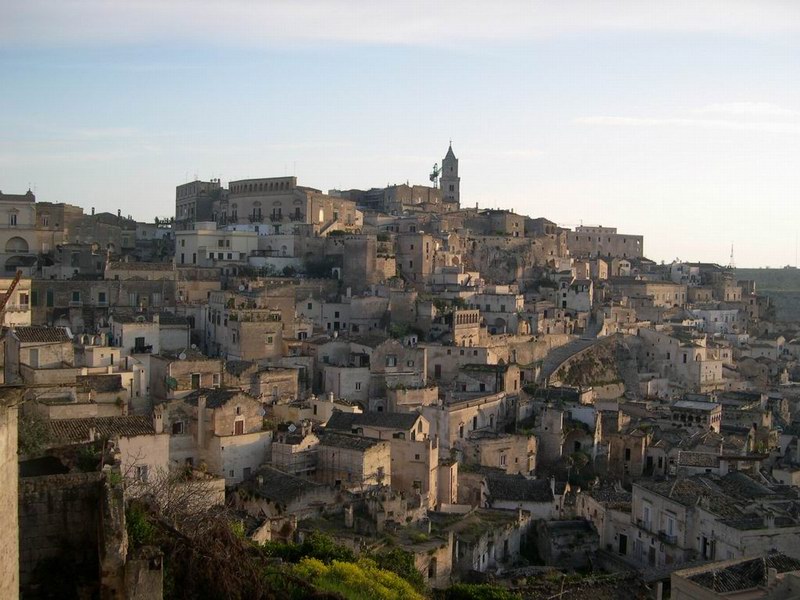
(1, 1), (799, 267)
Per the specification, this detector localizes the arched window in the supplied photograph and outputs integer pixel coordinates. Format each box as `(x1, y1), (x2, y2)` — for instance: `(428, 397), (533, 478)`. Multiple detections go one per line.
(5, 236), (29, 253)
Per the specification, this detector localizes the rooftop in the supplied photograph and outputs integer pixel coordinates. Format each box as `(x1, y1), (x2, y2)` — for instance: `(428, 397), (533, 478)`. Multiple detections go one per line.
(318, 432), (383, 451)
(326, 410), (420, 433)
(238, 466), (327, 505)
(13, 326), (71, 343)
(487, 473), (554, 503)
(76, 374), (124, 394)
(49, 416), (155, 444)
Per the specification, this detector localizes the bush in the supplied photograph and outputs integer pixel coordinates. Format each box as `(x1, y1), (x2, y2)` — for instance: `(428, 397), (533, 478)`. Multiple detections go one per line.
(439, 583), (521, 600)
(126, 503), (156, 548)
(293, 557), (425, 600)
(262, 532), (355, 564)
(17, 411), (51, 456)
(371, 548), (426, 591)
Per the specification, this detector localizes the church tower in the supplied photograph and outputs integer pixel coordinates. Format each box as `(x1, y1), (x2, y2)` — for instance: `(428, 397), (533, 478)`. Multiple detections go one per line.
(440, 143), (460, 207)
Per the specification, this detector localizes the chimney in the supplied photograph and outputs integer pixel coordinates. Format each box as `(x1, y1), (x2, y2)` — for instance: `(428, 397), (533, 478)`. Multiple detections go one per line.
(91, 207), (95, 215)
(197, 395), (207, 449)
(153, 409), (163, 434)
(344, 505), (354, 528)
(88, 426), (97, 442)
(327, 392), (334, 403)
(768, 567), (778, 587)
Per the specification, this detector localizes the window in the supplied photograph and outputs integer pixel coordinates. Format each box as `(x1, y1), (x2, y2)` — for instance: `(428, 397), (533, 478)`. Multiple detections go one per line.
(500, 454), (507, 466)
(98, 291), (107, 304)
(624, 448), (631, 461)
(71, 291), (81, 303)
(46, 289), (54, 307)
(191, 373), (201, 389)
(415, 454), (420, 460)
(243, 467), (251, 479)
(134, 465), (149, 483)
(385, 355), (397, 367)
(472, 416), (478, 430)
(172, 421), (185, 435)
(266, 336), (273, 344)
(212, 373), (221, 388)
(9, 214), (16, 226)
(307, 302), (313, 310)
(355, 382), (361, 391)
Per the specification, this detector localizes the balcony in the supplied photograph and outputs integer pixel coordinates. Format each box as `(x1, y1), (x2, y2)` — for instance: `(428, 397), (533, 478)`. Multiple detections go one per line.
(270, 214), (283, 222)
(288, 213), (305, 222)
(131, 345), (153, 354)
(5, 303), (30, 312)
(657, 531), (678, 545)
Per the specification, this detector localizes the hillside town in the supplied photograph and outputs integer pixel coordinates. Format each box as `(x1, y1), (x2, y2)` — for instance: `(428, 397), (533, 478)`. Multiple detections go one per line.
(3, 144), (800, 599)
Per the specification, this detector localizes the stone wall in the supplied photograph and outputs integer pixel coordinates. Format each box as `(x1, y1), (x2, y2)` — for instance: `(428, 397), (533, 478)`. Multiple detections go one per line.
(0, 387), (21, 600)
(19, 472), (104, 595)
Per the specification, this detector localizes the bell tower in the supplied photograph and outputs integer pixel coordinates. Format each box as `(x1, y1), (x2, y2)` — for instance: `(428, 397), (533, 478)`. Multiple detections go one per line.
(440, 142), (460, 207)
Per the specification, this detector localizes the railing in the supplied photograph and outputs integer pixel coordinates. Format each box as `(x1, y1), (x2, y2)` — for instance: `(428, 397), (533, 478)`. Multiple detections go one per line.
(289, 213), (305, 221)
(131, 345), (153, 354)
(657, 531), (678, 545)
(270, 214), (283, 222)
(4, 303), (30, 311)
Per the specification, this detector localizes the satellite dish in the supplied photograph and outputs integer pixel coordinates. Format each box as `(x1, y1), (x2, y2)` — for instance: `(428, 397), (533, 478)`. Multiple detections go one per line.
(191, 344), (197, 349)
(287, 423), (297, 433)
(178, 352), (187, 360)
(238, 285), (245, 291)
(258, 407), (266, 417)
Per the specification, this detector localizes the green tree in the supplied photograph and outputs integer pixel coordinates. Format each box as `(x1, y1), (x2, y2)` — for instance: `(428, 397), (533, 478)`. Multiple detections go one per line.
(17, 410), (51, 456)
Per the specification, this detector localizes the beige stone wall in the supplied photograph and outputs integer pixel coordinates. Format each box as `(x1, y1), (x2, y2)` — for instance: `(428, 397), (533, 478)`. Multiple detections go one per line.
(0, 390), (19, 600)
(316, 440), (391, 490)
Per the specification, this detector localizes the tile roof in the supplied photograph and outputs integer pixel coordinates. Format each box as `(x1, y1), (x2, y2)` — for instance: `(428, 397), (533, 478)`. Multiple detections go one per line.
(687, 553), (800, 593)
(238, 465), (325, 504)
(326, 410), (420, 432)
(487, 473), (554, 503)
(225, 360), (255, 376)
(677, 451), (720, 468)
(14, 326), (71, 343)
(318, 432), (383, 451)
(76, 374), (124, 394)
(183, 388), (250, 409)
(49, 416), (155, 443)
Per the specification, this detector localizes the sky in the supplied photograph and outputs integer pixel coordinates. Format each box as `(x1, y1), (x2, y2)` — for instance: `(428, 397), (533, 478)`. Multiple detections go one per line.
(1, 1), (799, 267)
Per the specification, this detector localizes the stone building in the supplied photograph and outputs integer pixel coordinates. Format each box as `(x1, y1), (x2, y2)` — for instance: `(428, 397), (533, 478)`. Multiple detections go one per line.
(154, 388), (272, 484)
(175, 179), (222, 231)
(440, 144), (460, 207)
(316, 432), (391, 491)
(0, 190), (39, 276)
(567, 225), (643, 259)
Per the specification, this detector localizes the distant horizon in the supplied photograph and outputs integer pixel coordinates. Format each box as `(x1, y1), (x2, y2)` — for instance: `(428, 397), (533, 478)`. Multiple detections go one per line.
(5, 179), (798, 271)
(2, 1), (798, 267)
